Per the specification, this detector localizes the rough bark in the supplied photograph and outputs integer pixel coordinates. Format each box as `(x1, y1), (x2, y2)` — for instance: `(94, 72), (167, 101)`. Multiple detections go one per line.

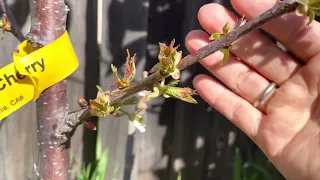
(27, 0), (70, 179)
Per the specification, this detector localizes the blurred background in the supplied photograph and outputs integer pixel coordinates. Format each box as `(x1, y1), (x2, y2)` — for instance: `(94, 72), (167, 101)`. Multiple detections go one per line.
(1, 0), (313, 179)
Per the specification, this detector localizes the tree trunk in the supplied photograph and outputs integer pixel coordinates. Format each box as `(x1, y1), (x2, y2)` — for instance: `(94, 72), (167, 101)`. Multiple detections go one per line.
(27, 0), (70, 179)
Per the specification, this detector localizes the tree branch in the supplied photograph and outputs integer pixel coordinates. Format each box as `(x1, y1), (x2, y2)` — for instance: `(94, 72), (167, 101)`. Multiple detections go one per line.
(55, 1), (300, 142)
(27, 0), (70, 179)
(0, 0), (25, 42)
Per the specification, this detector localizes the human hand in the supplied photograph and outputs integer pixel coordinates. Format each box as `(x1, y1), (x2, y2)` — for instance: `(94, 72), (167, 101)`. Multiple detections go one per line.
(185, 0), (320, 179)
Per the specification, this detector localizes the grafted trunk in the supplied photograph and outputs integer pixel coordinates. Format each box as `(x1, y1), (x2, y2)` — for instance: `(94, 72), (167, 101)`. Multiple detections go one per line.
(27, 0), (70, 179)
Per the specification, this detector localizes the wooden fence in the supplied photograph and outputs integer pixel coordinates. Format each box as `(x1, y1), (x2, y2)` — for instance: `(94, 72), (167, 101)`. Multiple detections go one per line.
(0, 0), (287, 179)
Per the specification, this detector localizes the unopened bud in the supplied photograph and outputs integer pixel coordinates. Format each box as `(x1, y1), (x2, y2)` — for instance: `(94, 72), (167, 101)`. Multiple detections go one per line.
(84, 121), (97, 130)
(78, 98), (88, 109)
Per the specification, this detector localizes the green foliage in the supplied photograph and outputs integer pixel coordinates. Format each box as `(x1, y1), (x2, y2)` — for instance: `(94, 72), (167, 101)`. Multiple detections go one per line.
(296, 0), (320, 25)
(209, 22), (232, 65)
(177, 172), (182, 180)
(233, 147), (285, 180)
(0, 14), (11, 39)
(220, 48), (230, 65)
(111, 50), (136, 89)
(233, 148), (243, 180)
(89, 86), (114, 117)
(146, 80), (198, 104)
(77, 134), (109, 180)
(149, 39), (182, 79)
(88, 40), (197, 132)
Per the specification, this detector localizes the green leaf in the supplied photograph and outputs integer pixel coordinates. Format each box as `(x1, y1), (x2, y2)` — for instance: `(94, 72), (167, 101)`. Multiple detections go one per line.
(90, 98), (115, 117)
(163, 86), (198, 104)
(247, 173), (258, 180)
(168, 79), (180, 85)
(172, 51), (182, 66)
(297, 0), (309, 5)
(307, 9), (315, 26)
(111, 56), (134, 89)
(77, 163), (91, 180)
(296, 4), (309, 16)
(233, 148), (243, 180)
(163, 94), (170, 98)
(111, 64), (121, 83)
(221, 48), (230, 65)
(246, 162), (272, 180)
(209, 33), (221, 40)
(222, 22), (231, 34)
(90, 99), (104, 110)
(96, 85), (104, 94)
(146, 86), (161, 100)
(309, 0), (320, 7)
(99, 97), (108, 105)
(93, 149), (109, 180)
(157, 39), (182, 77)
(85, 164), (92, 178)
(177, 172), (182, 180)
(96, 133), (102, 160)
(296, 0), (320, 26)
(123, 49), (136, 83)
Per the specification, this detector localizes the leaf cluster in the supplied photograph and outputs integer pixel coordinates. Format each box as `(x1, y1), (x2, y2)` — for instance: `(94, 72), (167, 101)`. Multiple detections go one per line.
(88, 41), (198, 132)
(296, 0), (320, 25)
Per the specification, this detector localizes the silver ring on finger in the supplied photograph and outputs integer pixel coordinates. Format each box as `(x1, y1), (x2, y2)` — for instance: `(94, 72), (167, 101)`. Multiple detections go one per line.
(253, 82), (276, 108)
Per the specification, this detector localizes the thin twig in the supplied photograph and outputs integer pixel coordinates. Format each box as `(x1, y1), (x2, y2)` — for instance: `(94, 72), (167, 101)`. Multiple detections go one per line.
(55, 1), (299, 143)
(0, 0), (25, 42)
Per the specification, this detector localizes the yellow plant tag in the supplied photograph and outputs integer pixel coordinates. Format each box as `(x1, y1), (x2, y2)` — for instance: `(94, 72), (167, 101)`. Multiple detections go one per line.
(0, 31), (79, 121)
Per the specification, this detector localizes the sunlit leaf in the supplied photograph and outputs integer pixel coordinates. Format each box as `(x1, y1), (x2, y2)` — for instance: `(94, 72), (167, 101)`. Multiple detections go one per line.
(307, 9), (315, 26)
(90, 99), (104, 109)
(221, 48), (230, 65)
(296, 4), (308, 16)
(296, 0), (320, 26)
(111, 64), (121, 83)
(110, 50), (137, 89)
(297, 0), (309, 5)
(146, 86), (161, 100)
(157, 39), (182, 79)
(163, 86), (197, 104)
(163, 94), (170, 98)
(209, 33), (221, 40)
(168, 79), (180, 85)
(309, 0), (320, 7)
(222, 22), (231, 34)
(123, 49), (136, 83)
(233, 148), (243, 180)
